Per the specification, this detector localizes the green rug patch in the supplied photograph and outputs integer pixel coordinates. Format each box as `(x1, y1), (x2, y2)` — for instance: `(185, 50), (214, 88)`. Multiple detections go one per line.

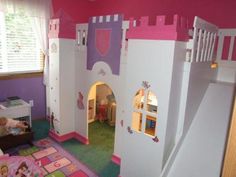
(19, 146), (39, 156)
(45, 170), (66, 177)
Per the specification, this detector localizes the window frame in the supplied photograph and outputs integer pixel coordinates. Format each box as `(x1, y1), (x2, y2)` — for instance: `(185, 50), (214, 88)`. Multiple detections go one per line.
(132, 89), (158, 137)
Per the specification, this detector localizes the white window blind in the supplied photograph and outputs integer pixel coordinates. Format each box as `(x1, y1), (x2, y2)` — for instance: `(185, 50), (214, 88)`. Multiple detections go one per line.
(0, 11), (42, 74)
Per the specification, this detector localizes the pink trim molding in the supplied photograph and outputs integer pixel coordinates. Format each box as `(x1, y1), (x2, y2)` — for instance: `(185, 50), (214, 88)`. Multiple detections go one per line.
(49, 130), (74, 142)
(126, 14), (189, 41)
(49, 130), (89, 144)
(112, 154), (121, 165)
(74, 132), (90, 145)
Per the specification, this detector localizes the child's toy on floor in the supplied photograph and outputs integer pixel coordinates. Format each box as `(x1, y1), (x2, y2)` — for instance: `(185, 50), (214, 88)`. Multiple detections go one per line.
(0, 117), (29, 136)
(0, 117), (28, 129)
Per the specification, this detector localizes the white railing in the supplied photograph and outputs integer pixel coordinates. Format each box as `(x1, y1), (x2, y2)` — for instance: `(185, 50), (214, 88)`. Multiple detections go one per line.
(216, 29), (236, 63)
(189, 17), (218, 63)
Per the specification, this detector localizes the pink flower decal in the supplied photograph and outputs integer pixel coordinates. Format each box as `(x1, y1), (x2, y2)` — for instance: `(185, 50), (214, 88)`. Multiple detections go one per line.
(152, 136), (159, 143)
(120, 120), (123, 127)
(98, 69), (106, 76)
(127, 126), (133, 134)
(77, 92), (85, 110)
(142, 81), (150, 89)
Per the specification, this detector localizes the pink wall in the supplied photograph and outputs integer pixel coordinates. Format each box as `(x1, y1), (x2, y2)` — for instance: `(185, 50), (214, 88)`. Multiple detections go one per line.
(52, 0), (93, 22)
(52, 0), (236, 28)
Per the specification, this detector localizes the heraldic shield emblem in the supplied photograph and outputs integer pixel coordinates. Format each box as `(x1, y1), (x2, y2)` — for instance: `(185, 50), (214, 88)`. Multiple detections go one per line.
(95, 28), (111, 56)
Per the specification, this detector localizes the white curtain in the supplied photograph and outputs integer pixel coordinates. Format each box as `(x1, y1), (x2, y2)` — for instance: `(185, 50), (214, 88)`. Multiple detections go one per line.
(33, 17), (50, 86)
(0, 0), (52, 18)
(0, 0), (52, 86)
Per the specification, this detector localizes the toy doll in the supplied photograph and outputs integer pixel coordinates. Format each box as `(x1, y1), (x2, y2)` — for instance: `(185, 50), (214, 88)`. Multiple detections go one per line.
(0, 117), (28, 136)
(0, 117), (28, 129)
(15, 162), (29, 177)
(0, 164), (9, 177)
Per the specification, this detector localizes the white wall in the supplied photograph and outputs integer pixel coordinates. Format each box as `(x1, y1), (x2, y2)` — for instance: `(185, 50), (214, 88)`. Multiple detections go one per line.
(120, 39), (182, 177)
(163, 41), (186, 167)
(182, 62), (217, 136)
(168, 82), (234, 177)
(161, 61), (217, 177)
(74, 45), (88, 138)
(217, 61), (236, 83)
(59, 39), (76, 134)
(48, 38), (76, 135)
(49, 39), (60, 131)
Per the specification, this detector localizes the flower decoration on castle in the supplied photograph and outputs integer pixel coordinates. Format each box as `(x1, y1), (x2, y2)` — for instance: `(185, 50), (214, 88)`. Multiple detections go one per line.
(152, 136), (159, 143)
(51, 43), (57, 53)
(127, 126), (133, 134)
(120, 120), (124, 127)
(142, 81), (150, 89)
(77, 92), (85, 110)
(98, 69), (106, 76)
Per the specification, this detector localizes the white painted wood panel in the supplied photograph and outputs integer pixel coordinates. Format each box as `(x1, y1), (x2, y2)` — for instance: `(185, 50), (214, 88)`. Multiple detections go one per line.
(168, 83), (234, 177)
(120, 39), (185, 177)
(48, 38), (75, 135)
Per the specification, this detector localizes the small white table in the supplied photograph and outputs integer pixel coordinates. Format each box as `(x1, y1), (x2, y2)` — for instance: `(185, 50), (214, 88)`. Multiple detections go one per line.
(0, 99), (32, 127)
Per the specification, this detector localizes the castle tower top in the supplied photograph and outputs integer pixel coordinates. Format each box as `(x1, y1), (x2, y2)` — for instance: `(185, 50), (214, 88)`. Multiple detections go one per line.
(48, 9), (76, 39)
(127, 14), (189, 41)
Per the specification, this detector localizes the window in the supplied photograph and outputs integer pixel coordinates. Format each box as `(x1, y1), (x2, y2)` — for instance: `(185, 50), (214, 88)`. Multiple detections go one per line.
(77, 30), (87, 46)
(132, 89), (158, 136)
(0, 10), (42, 75)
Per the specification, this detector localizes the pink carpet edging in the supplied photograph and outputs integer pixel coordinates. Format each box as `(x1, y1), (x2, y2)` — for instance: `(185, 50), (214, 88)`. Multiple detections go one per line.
(49, 130), (89, 144)
(112, 154), (121, 165)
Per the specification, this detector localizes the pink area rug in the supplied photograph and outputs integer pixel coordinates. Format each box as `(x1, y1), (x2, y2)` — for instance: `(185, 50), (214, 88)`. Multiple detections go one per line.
(5, 138), (98, 177)
(0, 156), (43, 177)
